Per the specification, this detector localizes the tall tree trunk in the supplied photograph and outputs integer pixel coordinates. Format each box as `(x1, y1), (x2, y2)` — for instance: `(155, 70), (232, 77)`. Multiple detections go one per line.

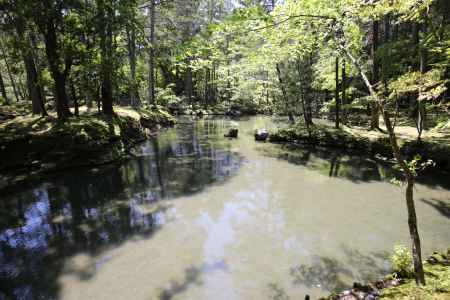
(204, 68), (209, 109)
(370, 20), (380, 130)
(148, 0), (156, 107)
(339, 43), (426, 286)
(296, 59), (312, 127)
(41, 18), (72, 119)
(342, 59), (346, 123)
(0, 40), (20, 102)
(335, 57), (340, 129)
(0, 71), (8, 104)
(127, 25), (139, 107)
(99, 0), (114, 115)
(185, 65), (193, 105)
(15, 18), (47, 116)
(227, 68), (231, 107)
(276, 63), (293, 122)
(416, 21), (428, 142)
(23, 53), (47, 116)
(70, 79), (79, 117)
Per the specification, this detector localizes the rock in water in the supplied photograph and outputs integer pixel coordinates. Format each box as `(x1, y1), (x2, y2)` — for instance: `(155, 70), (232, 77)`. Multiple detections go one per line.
(224, 128), (238, 138)
(255, 128), (269, 141)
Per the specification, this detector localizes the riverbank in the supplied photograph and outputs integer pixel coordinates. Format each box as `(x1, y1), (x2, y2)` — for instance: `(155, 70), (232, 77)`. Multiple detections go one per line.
(319, 250), (450, 300)
(0, 105), (175, 189)
(268, 121), (450, 171)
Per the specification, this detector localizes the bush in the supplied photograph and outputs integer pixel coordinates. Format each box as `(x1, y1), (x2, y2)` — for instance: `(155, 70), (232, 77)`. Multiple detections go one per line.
(390, 245), (413, 278)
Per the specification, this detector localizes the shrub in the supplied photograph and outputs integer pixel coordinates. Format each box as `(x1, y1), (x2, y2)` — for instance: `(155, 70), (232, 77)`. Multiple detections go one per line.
(390, 245), (413, 278)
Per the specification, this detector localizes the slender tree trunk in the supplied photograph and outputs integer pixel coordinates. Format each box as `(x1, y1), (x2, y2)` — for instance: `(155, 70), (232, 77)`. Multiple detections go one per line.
(148, 0), (156, 107)
(185, 65), (193, 106)
(15, 19), (47, 116)
(127, 25), (139, 107)
(335, 57), (340, 129)
(99, 0), (114, 115)
(276, 63), (293, 122)
(70, 79), (79, 116)
(266, 70), (270, 107)
(0, 71), (8, 104)
(342, 59), (346, 123)
(370, 20), (380, 130)
(339, 44), (426, 286)
(296, 59), (312, 127)
(204, 68), (210, 109)
(0, 40), (20, 102)
(227, 69), (231, 107)
(416, 20), (428, 142)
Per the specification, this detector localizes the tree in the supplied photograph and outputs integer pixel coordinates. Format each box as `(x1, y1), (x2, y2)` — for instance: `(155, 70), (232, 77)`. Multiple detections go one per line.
(370, 19), (380, 130)
(0, 70), (8, 104)
(148, 0), (156, 107)
(97, 0), (115, 115)
(32, 0), (74, 120)
(335, 56), (340, 129)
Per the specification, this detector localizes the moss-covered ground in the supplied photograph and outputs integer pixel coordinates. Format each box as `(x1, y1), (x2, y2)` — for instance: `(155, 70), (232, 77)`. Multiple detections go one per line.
(269, 120), (450, 171)
(0, 105), (175, 188)
(380, 259), (450, 300)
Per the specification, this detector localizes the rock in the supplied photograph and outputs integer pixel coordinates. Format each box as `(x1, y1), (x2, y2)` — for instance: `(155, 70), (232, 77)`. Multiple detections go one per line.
(427, 253), (447, 264)
(225, 109), (242, 117)
(224, 128), (238, 138)
(255, 129), (269, 141)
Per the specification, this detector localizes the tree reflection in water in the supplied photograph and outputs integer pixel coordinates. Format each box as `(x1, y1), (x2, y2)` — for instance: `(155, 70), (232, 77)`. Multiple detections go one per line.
(0, 118), (242, 299)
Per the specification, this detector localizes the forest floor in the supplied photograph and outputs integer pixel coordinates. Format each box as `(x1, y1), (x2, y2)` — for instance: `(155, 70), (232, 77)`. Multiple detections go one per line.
(0, 104), (175, 189)
(321, 250), (450, 300)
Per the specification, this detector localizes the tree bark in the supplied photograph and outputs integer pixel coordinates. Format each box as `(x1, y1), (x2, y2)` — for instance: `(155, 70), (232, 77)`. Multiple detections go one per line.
(148, 0), (156, 107)
(41, 16), (72, 119)
(70, 79), (79, 117)
(342, 59), (346, 123)
(14, 16), (47, 116)
(276, 63), (293, 122)
(204, 68), (210, 109)
(370, 20), (380, 130)
(0, 71), (8, 104)
(335, 57), (340, 129)
(99, 0), (114, 115)
(296, 59), (312, 127)
(339, 43), (426, 286)
(127, 25), (139, 107)
(23, 53), (47, 116)
(0, 40), (20, 102)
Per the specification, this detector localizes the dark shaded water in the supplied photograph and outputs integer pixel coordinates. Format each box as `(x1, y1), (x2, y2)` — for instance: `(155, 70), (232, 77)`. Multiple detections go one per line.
(0, 117), (449, 300)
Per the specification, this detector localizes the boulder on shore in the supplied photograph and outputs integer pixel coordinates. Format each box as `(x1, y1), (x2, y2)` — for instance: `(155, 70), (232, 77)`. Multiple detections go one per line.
(255, 129), (269, 141)
(225, 109), (242, 118)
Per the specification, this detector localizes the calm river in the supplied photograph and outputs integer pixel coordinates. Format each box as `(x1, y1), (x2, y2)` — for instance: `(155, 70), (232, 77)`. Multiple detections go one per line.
(1, 116), (449, 299)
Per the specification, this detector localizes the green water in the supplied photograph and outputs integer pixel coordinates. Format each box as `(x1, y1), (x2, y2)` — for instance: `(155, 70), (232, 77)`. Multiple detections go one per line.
(1, 116), (449, 299)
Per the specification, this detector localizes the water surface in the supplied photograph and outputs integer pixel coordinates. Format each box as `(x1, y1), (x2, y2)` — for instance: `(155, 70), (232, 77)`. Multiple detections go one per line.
(1, 116), (449, 300)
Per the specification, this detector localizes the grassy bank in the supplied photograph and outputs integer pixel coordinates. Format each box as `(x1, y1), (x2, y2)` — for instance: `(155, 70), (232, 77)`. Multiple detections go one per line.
(320, 250), (450, 300)
(268, 121), (450, 171)
(0, 105), (175, 188)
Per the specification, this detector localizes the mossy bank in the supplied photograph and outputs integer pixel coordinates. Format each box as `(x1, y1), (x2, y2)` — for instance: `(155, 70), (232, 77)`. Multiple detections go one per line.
(269, 122), (450, 172)
(0, 106), (175, 188)
(320, 250), (450, 300)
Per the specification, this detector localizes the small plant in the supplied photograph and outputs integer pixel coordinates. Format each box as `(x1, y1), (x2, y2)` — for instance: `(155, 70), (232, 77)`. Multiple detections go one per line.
(390, 245), (414, 278)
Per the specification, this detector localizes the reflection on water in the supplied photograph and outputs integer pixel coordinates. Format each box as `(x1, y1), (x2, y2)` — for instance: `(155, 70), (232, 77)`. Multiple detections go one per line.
(0, 118), (241, 299)
(0, 116), (449, 300)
